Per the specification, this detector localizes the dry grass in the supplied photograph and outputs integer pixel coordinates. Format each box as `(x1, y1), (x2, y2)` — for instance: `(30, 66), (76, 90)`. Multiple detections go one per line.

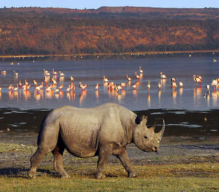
(0, 163), (219, 192)
(0, 143), (36, 153)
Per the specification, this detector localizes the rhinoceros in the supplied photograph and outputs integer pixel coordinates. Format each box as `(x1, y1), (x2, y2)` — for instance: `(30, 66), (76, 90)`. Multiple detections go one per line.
(28, 103), (165, 179)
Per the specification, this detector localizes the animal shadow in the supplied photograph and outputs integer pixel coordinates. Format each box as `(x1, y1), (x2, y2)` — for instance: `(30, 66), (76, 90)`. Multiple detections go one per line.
(0, 168), (56, 178)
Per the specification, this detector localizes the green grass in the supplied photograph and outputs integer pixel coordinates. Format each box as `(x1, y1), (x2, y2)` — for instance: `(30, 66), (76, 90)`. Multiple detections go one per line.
(1, 163), (219, 192)
(1, 174), (219, 192)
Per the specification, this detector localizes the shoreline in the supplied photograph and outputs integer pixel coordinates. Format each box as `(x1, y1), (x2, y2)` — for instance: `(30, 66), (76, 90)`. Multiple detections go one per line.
(0, 49), (219, 59)
(0, 108), (219, 146)
(1, 135), (219, 177)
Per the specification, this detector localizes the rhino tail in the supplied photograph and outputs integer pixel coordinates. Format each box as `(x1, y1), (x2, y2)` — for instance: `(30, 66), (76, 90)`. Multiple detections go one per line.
(37, 113), (50, 146)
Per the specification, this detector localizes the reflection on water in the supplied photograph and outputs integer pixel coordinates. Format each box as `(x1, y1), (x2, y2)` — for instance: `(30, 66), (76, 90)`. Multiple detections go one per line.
(79, 90), (87, 105)
(206, 93), (210, 107)
(160, 79), (166, 89)
(172, 90), (177, 106)
(126, 81), (132, 88)
(0, 55), (219, 111)
(23, 90), (31, 100)
(179, 88), (183, 96)
(132, 90), (138, 98)
(59, 76), (65, 83)
(212, 91), (218, 107)
(193, 88), (202, 108)
(67, 91), (75, 101)
(117, 90), (126, 103)
(121, 90), (126, 97)
(147, 93), (151, 108)
(158, 90), (161, 100)
(95, 90), (99, 101)
(172, 90), (177, 98)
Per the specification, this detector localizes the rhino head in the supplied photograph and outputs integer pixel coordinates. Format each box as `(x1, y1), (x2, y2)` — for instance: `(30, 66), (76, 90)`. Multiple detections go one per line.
(133, 115), (165, 152)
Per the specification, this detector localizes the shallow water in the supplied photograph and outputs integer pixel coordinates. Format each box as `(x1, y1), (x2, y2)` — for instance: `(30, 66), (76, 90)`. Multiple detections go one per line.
(0, 53), (219, 111)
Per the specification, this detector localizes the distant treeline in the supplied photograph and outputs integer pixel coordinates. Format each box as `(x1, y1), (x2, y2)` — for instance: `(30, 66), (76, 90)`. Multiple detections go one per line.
(0, 7), (219, 55)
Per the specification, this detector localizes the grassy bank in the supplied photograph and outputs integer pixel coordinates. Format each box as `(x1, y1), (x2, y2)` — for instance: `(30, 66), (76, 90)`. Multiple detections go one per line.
(0, 163), (219, 192)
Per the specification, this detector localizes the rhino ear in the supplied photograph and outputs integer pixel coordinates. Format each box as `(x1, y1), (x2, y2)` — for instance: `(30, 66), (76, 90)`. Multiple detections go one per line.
(140, 115), (148, 125)
(135, 116), (141, 124)
(140, 115), (147, 121)
(135, 115), (148, 125)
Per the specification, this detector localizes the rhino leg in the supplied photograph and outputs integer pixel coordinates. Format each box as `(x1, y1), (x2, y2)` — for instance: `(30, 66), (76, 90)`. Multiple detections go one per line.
(52, 145), (70, 179)
(115, 147), (138, 178)
(29, 124), (59, 178)
(96, 144), (112, 179)
(28, 147), (51, 178)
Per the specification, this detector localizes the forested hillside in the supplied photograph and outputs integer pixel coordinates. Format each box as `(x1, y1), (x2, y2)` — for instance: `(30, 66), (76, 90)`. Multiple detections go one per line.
(0, 7), (219, 55)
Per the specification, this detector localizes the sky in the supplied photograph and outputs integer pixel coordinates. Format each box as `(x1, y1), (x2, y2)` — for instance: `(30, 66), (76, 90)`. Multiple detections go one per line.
(0, 0), (219, 9)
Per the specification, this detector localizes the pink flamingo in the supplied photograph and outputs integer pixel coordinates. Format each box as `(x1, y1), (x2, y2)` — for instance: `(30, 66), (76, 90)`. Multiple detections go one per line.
(135, 72), (140, 80)
(79, 82), (87, 91)
(52, 78), (57, 86)
(132, 84), (137, 90)
(171, 78), (176, 82)
(179, 82), (183, 88)
(8, 84), (14, 90)
(160, 72), (167, 79)
(193, 75), (202, 88)
(13, 84), (19, 91)
(116, 85), (122, 92)
(171, 81), (177, 91)
(121, 82), (126, 89)
(33, 80), (37, 87)
(95, 83), (99, 90)
(139, 66), (143, 74)
(70, 76), (74, 82)
(52, 69), (58, 75)
(1, 71), (6, 75)
(126, 75), (132, 81)
(211, 79), (217, 92)
(18, 80), (22, 89)
(103, 76), (109, 82)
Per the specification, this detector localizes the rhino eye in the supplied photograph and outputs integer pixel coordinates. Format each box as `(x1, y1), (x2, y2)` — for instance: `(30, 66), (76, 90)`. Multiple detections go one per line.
(144, 136), (148, 139)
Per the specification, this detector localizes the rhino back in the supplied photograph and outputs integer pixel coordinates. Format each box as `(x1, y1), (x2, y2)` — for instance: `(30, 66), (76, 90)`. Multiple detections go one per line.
(39, 104), (136, 157)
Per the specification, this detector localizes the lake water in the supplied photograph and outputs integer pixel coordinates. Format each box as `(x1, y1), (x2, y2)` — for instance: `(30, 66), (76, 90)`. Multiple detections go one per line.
(0, 53), (219, 111)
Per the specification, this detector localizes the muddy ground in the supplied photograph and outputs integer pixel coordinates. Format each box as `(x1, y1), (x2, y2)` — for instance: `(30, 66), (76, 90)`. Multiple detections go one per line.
(0, 136), (219, 178)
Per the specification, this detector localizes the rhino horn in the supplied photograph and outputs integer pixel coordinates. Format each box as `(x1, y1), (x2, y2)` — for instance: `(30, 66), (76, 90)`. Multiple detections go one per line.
(156, 119), (165, 138)
(150, 122), (157, 132)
